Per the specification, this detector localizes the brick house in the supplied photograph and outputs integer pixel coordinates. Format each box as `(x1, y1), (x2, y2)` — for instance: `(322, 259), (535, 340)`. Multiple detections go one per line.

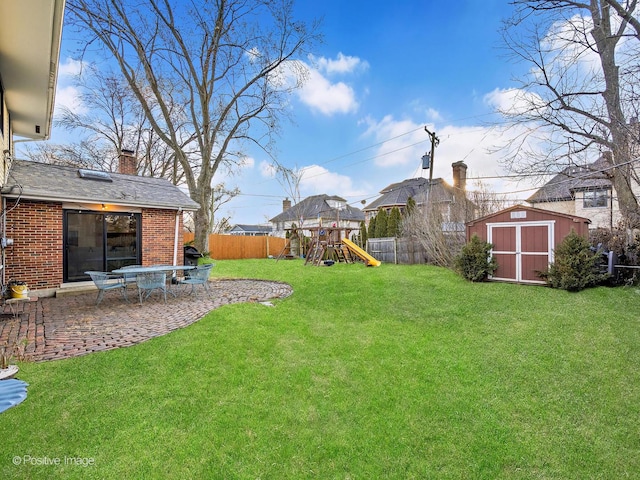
(364, 161), (475, 230)
(1, 1), (200, 296)
(1, 156), (199, 296)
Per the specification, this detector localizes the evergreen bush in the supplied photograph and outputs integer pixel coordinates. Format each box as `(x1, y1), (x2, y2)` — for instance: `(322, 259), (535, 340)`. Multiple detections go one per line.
(359, 221), (368, 247)
(375, 210), (388, 238)
(454, 234), (497, 282)
(388, 207), (402, 238)
(538, 230), (609, 291)
(368, 215), (377, 239)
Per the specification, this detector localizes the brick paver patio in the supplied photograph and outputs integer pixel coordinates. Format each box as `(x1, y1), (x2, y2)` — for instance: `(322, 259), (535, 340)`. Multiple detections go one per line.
(0, 278), (292, 362)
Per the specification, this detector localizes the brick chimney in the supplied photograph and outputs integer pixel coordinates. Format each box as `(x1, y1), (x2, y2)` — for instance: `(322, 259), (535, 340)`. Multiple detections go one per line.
(119, 149), (137, 175)
(283, 198), (291, 212)
(452, 161), (467, 192)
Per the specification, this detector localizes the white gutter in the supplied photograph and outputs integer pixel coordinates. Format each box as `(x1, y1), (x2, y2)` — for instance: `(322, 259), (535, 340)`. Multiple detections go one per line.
(1, 193), (197, 211)
(172, 208), (182, 276)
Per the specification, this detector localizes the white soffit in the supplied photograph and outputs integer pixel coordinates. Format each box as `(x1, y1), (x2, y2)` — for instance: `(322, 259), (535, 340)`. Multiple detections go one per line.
(0, 0), (65, 140)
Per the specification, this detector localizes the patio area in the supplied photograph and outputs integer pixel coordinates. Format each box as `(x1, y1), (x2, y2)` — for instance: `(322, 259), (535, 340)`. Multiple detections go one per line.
(0, 278), (293, 362)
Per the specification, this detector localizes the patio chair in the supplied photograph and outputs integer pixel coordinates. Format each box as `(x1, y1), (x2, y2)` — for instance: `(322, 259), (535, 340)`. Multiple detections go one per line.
(119, 265), (142, 291)
(85, 271), (128, 305)
(136, 272), (167, 304)
(178, 263), (214, 296)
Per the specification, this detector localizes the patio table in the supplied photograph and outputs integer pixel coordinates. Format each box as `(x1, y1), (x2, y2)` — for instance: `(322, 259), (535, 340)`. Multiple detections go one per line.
(112, 265), (197, 297)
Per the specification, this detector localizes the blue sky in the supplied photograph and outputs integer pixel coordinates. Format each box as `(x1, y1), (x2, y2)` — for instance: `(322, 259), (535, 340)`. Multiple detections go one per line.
(51, 1), (539, 226)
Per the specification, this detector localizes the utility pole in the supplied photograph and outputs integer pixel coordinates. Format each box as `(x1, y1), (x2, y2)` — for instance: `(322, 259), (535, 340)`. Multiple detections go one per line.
(421, 126), (440, 182)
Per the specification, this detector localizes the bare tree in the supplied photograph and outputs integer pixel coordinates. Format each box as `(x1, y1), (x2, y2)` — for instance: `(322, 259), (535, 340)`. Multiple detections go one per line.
(401, 189), (471, 267)
(50, 65), (183, 179)
(66, 0), (320, 252)
(467, 179), (514, 219)
(209, 183), (241, 233)
(274, 163), (304, 209)
(498, 0), (640, 227)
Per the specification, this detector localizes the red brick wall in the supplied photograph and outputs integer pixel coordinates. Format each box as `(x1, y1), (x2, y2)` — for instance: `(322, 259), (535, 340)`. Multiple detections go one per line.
(141, 208), (185, 266)
(3, 201), (185, 291)
(4, 200), (63, 289)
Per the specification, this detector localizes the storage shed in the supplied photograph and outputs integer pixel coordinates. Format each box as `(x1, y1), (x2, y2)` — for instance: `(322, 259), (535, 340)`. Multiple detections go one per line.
(466, 205), (591, 284)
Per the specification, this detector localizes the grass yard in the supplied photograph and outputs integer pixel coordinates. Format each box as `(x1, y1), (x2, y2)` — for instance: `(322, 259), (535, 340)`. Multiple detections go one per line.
(1, 259), (639, 479)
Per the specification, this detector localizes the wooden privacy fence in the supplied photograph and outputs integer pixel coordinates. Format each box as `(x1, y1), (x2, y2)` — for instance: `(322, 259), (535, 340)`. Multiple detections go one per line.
(183, 233), (286, 260)
(367, 237), (428, 265)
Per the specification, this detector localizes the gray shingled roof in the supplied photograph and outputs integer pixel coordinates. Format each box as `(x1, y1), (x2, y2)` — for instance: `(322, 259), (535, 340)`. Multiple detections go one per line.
(527, 156), (612, 203)
(364, 177), (456, 211)
(2, 160), (200, 210)
(270, 194), (364, 223)
(229, 224), (273, 234)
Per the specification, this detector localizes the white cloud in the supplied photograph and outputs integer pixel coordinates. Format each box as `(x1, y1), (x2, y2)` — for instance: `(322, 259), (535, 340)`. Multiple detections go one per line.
(540, 14), (600, 76)
(361, 115), (428, 168)
(299, 164), (366, 198)
(271, 53), (365, 116)
(53, 85), (86, 116)
(260, 160), (276, 178)
(483, 87), (546, 116)
(311, 52), (369, 75)
(358, 114), (541, 202)
(426, 108), (442, 123)
(240, 156), (255, 169)
(269, 56), (358, 116)
(297, 68), (359, 115)
(53, 58), (89, 116)
(58, 57), (84, 77)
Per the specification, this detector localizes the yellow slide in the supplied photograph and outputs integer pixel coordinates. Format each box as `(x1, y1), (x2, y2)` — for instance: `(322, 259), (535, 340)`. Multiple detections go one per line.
(342, 238), (381, 267)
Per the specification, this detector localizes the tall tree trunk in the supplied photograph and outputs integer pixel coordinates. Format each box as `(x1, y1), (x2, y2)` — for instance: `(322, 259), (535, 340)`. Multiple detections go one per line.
(591, 1), (640, 226)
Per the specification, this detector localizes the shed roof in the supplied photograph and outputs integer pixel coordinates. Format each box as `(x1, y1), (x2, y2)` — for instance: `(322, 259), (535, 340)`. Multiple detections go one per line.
(466, 204), (591, 227)
(2, 160), (200, 211)
(270, 194), (364, 223)
(527, 156), (612, 203)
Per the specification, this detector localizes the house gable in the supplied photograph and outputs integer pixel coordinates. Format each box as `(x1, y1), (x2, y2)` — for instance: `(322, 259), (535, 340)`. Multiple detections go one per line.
(526, 154), (631, 229)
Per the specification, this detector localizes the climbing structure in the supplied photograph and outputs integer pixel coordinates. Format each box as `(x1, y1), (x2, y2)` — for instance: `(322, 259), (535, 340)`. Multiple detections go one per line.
(303, 227), (380, 267)
(276, 225), (381, 266)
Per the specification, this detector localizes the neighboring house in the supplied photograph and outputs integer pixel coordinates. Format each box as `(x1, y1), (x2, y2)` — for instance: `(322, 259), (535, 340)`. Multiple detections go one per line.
(227, 224), (273, 236)
(526, 153), (640, 230)
(2, 156), (199, 295)
(364, 161), (475, 230)
(270, 195), (365, 238)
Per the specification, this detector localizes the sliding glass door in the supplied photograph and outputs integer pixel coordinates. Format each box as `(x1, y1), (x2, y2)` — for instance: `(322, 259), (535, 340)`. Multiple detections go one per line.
(64, 211), (141, 282)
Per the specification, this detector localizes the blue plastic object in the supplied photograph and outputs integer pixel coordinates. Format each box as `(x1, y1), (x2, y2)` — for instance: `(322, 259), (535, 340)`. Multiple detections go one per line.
(0, 379), (28, 413)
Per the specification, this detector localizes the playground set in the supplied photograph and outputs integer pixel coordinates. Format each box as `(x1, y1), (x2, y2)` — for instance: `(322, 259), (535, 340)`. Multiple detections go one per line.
(277, 226), (381, 267)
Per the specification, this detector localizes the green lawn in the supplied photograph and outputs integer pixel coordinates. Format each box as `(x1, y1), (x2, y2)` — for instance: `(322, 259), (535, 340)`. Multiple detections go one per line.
(2, 260), (639, 479)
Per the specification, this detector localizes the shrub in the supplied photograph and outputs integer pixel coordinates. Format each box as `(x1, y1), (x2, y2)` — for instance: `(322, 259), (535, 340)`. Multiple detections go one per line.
(454, 234), (498, 282)
(539, 230), (609, 291)
(374, 209), (388, 238)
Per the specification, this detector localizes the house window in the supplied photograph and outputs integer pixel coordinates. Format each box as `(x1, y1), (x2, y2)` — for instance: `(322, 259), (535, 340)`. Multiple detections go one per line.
(64, 211), (141, 282)
(583, 189), (608, 208)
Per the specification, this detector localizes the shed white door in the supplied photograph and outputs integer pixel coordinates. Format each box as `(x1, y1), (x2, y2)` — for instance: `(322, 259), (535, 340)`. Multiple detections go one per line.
(487, 221), (554, 284)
